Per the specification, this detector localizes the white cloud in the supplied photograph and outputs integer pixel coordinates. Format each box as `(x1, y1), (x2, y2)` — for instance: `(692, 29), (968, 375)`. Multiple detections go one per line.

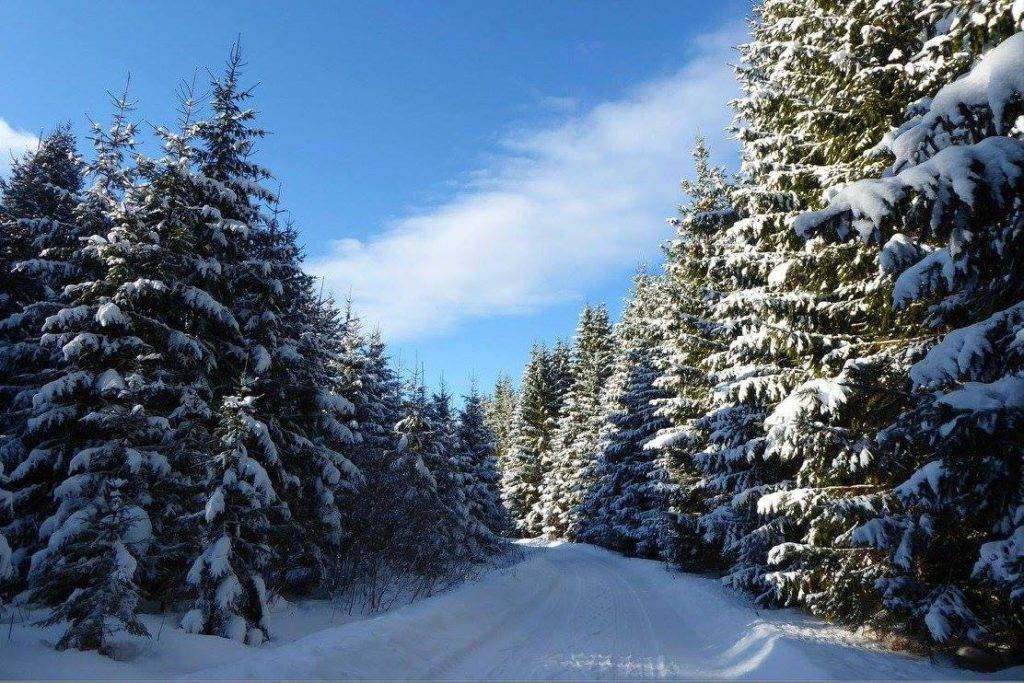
(0, 118), (38, 175)
(310, 24), (744, 342)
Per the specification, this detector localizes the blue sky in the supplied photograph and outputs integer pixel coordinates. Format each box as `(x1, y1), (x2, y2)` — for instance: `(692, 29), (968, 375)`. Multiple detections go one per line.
(0, 1), (748, 394)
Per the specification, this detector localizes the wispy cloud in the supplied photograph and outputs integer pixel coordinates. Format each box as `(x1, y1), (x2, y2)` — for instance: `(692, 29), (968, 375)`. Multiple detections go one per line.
(0, 118), (38, 175)
(310, 24), (743, 342)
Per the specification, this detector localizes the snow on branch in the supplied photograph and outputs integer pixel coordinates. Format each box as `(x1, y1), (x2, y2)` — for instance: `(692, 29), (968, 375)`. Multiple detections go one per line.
(887, 32), (1024, 170)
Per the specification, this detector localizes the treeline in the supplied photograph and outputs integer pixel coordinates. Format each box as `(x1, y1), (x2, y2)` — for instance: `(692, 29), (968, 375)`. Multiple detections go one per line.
(0, 47), (507, 655)
(492, 1), (1024, 664)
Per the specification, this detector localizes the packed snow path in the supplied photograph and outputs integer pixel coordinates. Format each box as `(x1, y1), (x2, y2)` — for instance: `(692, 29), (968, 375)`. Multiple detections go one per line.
(186, 540), (1002, 680)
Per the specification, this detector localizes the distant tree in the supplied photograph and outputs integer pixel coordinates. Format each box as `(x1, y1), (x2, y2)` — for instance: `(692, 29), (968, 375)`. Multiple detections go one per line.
(539, 305), (614, 539)
(457, 384), (509, 536)
(501, 344), (558, 536)
(485, 374), (518, 495)
(576, 274), (670, 557)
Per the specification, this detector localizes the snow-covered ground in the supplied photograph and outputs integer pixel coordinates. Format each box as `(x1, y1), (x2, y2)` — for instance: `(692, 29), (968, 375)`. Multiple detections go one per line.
(2, 540), (1022, 680)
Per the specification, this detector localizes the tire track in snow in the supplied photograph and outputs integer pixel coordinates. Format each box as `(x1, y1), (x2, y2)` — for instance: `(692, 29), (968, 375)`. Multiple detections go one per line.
(483, 547), (588, 679)
(597, 550), (665, 677)
(416, 554), (564, 680)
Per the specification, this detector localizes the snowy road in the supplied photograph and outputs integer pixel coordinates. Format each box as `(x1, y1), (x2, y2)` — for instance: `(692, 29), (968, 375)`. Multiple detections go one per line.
(185, 540), (1003, 680)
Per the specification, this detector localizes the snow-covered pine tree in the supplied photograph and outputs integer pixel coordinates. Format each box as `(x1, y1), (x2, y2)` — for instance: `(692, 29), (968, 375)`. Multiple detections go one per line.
(698, 0), (941, 607)
(23, 91), (182, 653)
(334, 322), (406, 599)
(547, 340), (574, 417)
(646, 138), (740, 571)
(181, 383), (282, 645)
(276, 280), (363, 595)
(0, 125), (84, 312)
(575, 273), (670, 557)
(188, 45), (284, 407)
(357, 329), (402, 461)
(751, 0), (1024, 636)
(0, 126), (83, 410)
(108, 83), (240, 603)
(430, 379), (459, 461)
(432, 380), (499, 563)
(0, 128), (85, 580)
(539, 305), (614, 539)
(485, 374), (518, 493)
(795, 29), (1024, 651)
(186, 46), (364, 603)
(457, 383), (509, 537)
(390, 375), (460, 585)
(430, 381), (468, 535)
(334, 312), (400, 480)
(501, 344), (558, 536)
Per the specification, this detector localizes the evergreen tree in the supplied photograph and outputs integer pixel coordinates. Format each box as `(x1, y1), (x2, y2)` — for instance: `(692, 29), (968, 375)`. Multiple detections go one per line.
(432, 380), (499, 563)
(336, 323), (406, 598)
(277, 283), (363, 594)
(184, 46), (365, 606)
(539, 305), (614, 539)
(110, 83), (238, 602)
(1, 460), (14, 605)
(796, 30), (1024, 651)
(358, 330), (402, 460)
(647, 138), (740, 571)
(745, 0), (1023, 635)
(576, 274), (670, 557)
(905, 1), (1021, 98)
(691, 0), (938, 609)
(181, 384), (282, 645)
(500, 344), (557, 536)
(0, 127), (85, 578)
(390, 375), (460, 584)
(485, 374), (518, 491)
(547, 340), (574, 417)
(17, 88), (259, 652)
(457, 384), (508, 536)
(17, 94), (187, 653)
(0, 125), (83, 336)
(32, 476), (152, 652)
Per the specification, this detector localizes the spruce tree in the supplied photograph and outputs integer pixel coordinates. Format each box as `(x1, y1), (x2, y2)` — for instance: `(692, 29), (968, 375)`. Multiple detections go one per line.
(695, 0), (937, 608)
(750, 0), (1023, 635)
(181, 384), (282, 645)
(500, 344), (557, 536)
(485, 374), (518, 493)
(336, 323), (405, 597)
(390, 375), (459, 584)
(184, 46), (357, 610)
(796, 30), (1024, 651)
(278, 283), (363, 594)
(547, 340), (574, 417)
(22, 91), (186, 653)
(647, 138), (741, 572)
(111, 84), (239, 602)
(906, 1), (1021, 98)
(576, 274), (670, 557)
(432, 380), (500, 563)
(457, 384), (509, 537)
(0, 462), (14, 605)
(0, 128), (85, 579)
(540, 305), (614, 539)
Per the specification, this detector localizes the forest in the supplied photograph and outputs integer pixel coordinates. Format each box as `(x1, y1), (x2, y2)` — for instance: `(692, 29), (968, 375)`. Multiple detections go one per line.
(1, 0), (1022, 675)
